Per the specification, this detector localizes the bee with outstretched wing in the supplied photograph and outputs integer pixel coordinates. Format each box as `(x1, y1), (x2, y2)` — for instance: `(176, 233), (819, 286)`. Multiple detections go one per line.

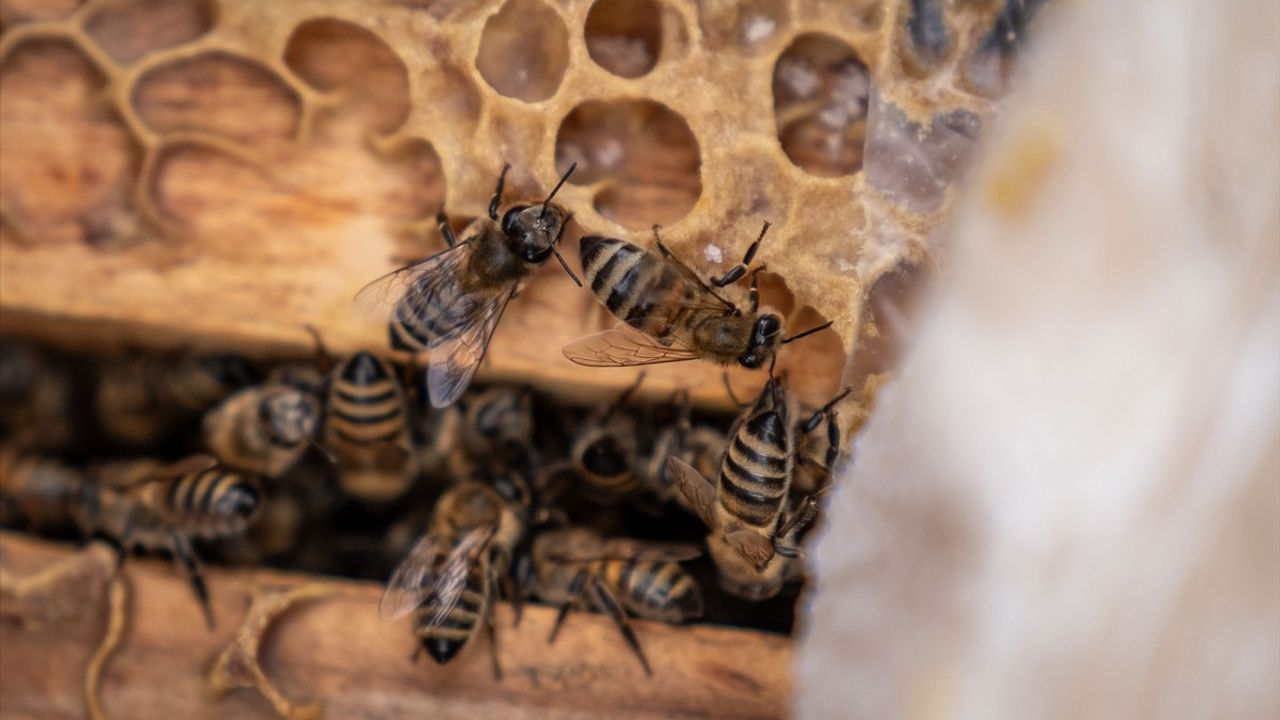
(564, 223), (833, 371)
(356, 163), (581, 408)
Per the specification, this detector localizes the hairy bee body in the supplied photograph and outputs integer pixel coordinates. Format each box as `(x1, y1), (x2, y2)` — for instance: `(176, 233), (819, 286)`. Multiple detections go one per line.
(415, 552), (492, 664)
(580, 238), (699, 340)
(570, 236), (789, 369)
(717, 387), (793, 535)
(203, 383), (320, 478)
(81, 460), (262, 549)
(533, 528), (703, 624)
(324, 352), (414, 502)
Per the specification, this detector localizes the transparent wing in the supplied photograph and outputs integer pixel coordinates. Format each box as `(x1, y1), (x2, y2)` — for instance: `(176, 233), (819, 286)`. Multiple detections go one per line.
(666, 456), (718, 529)
(352, 242), (470, 322)
(425, 287), (516, 407)
(421, 525), (496, 631)
(725, 528), (776, 570)
(380, 530), (448, 621)
(562, 323), (701, 367)
(549, 538), (702, 564)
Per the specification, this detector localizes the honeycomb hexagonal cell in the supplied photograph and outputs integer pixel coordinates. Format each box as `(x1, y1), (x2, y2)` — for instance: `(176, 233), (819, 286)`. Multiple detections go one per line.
(0, 0), (1041, 414)
(584, 0), (661, 78)
(475, 0), (569, 102)
(83, 0), (214, 64)
(555, 99), (701, 229)
(773, 33), (871, 177)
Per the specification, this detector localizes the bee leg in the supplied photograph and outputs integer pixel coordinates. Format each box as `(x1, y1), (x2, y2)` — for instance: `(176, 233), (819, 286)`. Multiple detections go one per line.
(710, 220), (770, 287)
(510, 552), (534, 628)
(436, 211), (458, 248)
(589, 576), (652, 677)
(170, 531), (216, 630)
(488, 163), (512, 220)
(602, 371), (646, 420)
(410, 645), (423, 664)
(652, 225), (738, 311)
(486, 564), (504, 680)
(721, 371), (748, 408)
(548, 568), (590, 643)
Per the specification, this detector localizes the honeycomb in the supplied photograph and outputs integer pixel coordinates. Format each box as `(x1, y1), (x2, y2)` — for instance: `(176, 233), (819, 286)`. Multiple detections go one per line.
(0, 0), (1023, 409)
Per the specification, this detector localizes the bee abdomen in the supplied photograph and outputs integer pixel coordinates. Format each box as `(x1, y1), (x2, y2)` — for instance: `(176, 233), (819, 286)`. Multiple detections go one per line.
(329, 354), (407, 444)
(161, 467), (260, 536)
(580, 236), (683, 333)
(617, 561), (703, 622)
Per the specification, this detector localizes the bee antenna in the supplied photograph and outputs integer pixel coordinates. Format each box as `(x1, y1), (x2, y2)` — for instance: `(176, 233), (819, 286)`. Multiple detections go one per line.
(780, 320), (834, 345)
(540, 162), (577, 219)
(551, 247), (582, 287)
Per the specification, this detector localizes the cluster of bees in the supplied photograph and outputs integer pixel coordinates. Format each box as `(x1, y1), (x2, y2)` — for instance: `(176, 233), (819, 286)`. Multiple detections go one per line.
(0, 163), (849, 676)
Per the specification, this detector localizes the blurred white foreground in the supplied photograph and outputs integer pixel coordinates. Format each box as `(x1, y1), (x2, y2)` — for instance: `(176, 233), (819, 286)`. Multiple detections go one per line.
(800, 0), (1280, 717)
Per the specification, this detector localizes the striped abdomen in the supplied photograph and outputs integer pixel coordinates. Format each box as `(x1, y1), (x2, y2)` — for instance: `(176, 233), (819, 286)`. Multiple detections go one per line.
(416, 561), (489, 664)
(388, 252), (493, 353)
(717, 409), (792, 532)
(326, 353), (409, 446)
(599, 559), (703, 623)
(136, 466), (261, 540)
(580, 236), (694, 337)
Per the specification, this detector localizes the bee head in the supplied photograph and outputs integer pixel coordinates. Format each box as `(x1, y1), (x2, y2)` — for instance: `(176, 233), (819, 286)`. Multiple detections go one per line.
(737, 313), (784, 368)
(258, 389), (318, 446)
(501, 203), (567, 264)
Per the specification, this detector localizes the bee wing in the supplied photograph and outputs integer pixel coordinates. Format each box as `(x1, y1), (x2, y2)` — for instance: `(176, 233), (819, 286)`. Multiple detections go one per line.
(562, 323), (701, 367)
(380, 530), (447, 621)
(724, 528), (776, 570)
(151, 454), (219, 479)
(421, 525), (496, 630)
(551, 539), (703, 563)
(665, 455), (718, 529)
(352, 242), (469, 318)
(425, 287), (516, 407)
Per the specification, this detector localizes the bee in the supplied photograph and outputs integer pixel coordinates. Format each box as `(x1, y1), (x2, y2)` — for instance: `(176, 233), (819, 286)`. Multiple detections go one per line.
(1, 451), (262, 603)
(571, 373), (646, 503)
(666, 377), (838, 599)
(356, 163), (582, 408)
(380, 474), (532, 678)
(531, 526), (703, 675)
(323, 352), (416, 503)
(202, 381), (322, 478)
(791, 386), (853, 496)
(451, 385), (537, 476)
(0, 341), (77, 452)
(640, 389), (726, 510)
(96, 351), (252, 447)
(563, 223), (832, 370)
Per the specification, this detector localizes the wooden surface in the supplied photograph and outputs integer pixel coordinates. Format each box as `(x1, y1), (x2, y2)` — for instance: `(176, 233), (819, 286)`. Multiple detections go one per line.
(0, 531), (793, 720)
(0, 2), (851, 411)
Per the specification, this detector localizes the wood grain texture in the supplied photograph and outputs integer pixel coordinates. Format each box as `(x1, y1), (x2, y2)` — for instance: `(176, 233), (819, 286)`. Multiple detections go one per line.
(0, 531), (792, 720)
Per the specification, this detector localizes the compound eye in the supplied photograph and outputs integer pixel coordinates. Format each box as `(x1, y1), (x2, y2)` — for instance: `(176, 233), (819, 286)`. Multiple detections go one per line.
(501, 205), (529, 235)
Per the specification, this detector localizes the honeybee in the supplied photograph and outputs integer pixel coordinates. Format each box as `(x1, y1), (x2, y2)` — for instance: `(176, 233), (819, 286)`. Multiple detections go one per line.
(640, 389), (726, 510)
(564, 223), (832, 370)
(323, 352), (416, 503)
(356, 163), (582, 408)
(202, 381), (322, 478)
(454, 385), (536, 472)
(666, 377), (834, 599)
(96, 351), (252, 447)
(531, 526), (703, 675)
(0, 341), (78, 452)
(380, 474), (532, 677)
(791, 386), (853, 496)
(1, 447), (267, 623)
(571, 373), (646, 503)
